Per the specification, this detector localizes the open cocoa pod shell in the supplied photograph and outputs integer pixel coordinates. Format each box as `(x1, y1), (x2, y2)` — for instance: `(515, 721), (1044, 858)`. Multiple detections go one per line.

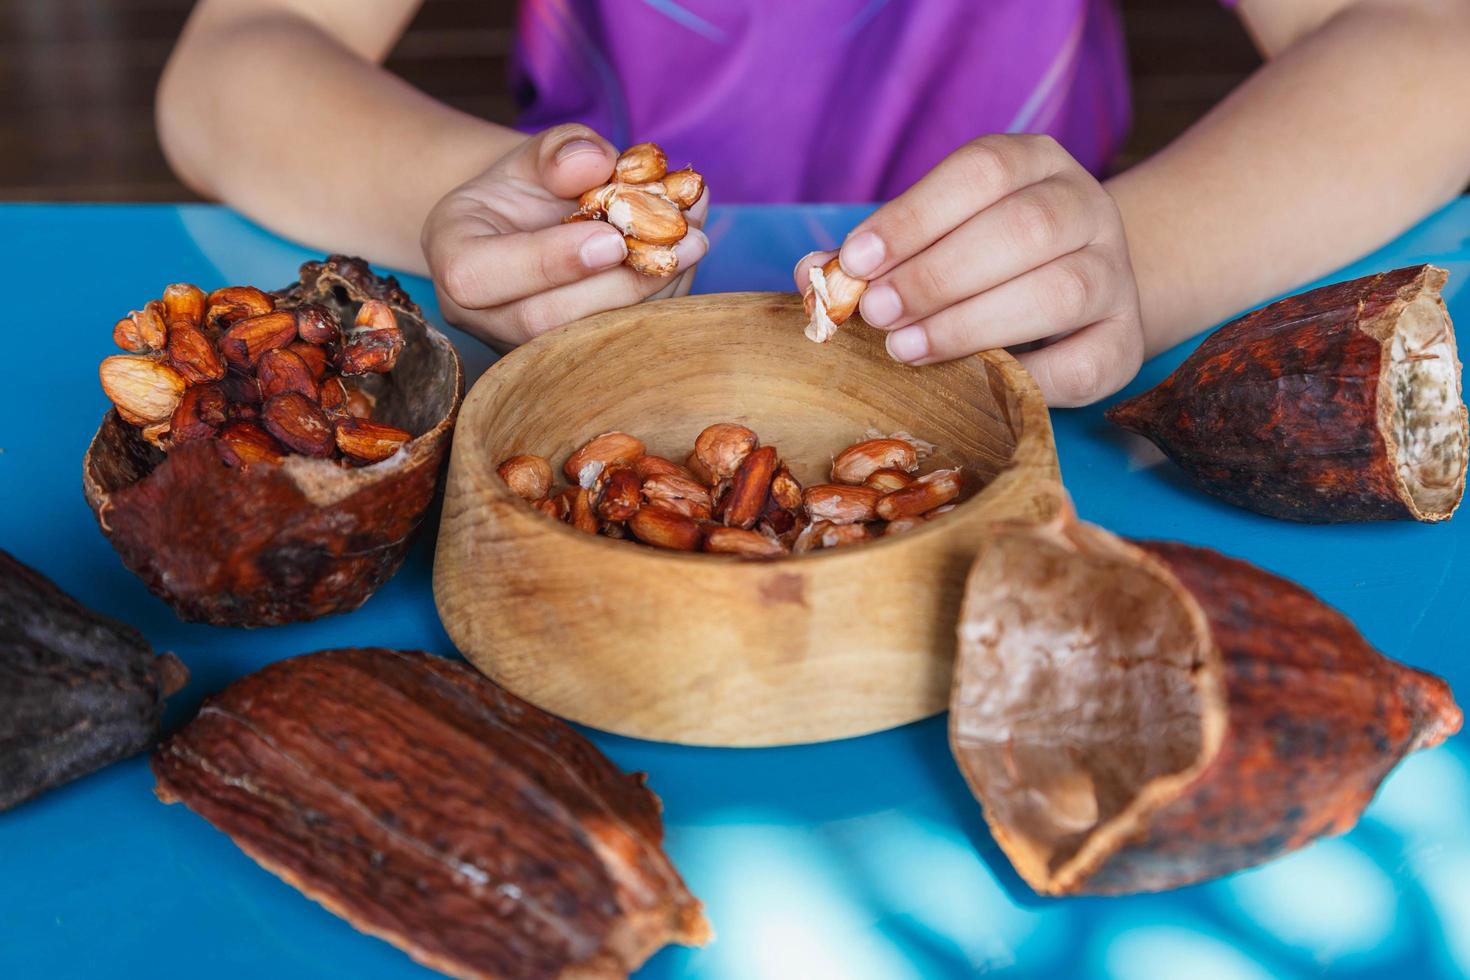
(1107, 265), (1467, 522)
(153, 649), (711, 979)
(950, 486), (1461, 896)
(83, 256), (463, 626)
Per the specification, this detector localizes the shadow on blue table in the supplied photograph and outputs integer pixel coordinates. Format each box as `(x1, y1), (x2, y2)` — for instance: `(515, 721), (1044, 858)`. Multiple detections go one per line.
(2, 199), (1469, 979)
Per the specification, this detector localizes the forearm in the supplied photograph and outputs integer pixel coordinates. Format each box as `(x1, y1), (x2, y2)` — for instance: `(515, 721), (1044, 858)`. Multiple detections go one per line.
(157, 5), (524, 273)
(1107, 0), (1470, 356)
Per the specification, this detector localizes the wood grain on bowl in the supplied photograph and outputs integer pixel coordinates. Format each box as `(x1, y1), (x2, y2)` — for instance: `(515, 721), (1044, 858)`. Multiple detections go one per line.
(433, 292), (1060, 746)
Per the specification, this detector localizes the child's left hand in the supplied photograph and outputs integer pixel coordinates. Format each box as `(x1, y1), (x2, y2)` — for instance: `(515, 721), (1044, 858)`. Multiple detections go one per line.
(794, 134), (1143, 407)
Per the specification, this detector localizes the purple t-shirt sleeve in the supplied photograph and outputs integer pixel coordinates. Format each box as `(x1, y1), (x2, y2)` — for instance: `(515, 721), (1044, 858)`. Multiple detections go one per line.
(512, 0), (1132, 203)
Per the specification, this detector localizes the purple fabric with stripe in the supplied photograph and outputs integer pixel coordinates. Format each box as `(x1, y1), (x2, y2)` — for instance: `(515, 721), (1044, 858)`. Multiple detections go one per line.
(511, 0), (1132, 203)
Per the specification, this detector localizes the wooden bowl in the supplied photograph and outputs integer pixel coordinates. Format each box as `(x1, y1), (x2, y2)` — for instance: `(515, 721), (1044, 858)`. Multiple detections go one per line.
(433, 292), (1060, 746)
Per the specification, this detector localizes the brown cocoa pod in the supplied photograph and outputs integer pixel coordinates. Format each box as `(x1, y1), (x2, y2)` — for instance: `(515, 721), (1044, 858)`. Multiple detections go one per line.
(1107, 265), (1468, 522)
(723, 445), (778, 529)
(151, 649), (709, 977)
(256, 347), (320, 402)
(951, 490), (1462, 896)
(262, 391), (335, 458)
(2, 549), (187, 812)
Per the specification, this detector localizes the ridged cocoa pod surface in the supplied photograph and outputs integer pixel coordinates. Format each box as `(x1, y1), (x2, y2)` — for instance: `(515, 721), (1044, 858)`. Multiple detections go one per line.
(1, 549), (187, 812)
(1107, 265), (1467, 522)
(950, 490), (1461, 896)
(153, 649), (711, 980)
(83, 256), (464, 626)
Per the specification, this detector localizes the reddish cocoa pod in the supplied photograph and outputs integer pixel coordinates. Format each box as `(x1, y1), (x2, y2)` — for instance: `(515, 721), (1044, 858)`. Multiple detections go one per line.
(723, 445), (778, 529)
(950, 490), (1462, 896)
(1107, 265), (1467, 522)
(151, 649), (709, 978)
(84, 255), (464, 626)
(170, 384), (229, 444)
(598, 466), (643, 522)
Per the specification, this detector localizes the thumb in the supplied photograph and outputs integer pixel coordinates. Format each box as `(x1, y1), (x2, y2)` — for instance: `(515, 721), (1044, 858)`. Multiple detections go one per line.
(497, 124), (618, 200)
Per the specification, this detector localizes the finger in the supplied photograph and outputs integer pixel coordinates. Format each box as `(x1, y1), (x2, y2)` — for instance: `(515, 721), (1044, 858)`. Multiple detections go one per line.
(792, 250), (837, 291)
(488, 228), (709, 342)
(514, 123), (619, 200)
(885, 246), (1124, 364)
(838, 133), (1071, 279)
(859, 175), (1100, 329)
(1013, 315), (1144, 408)
(430, 219), (629, 310)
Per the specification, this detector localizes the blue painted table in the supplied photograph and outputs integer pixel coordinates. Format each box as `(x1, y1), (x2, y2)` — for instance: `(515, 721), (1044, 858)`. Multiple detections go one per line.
(4, 201), (1470, 979)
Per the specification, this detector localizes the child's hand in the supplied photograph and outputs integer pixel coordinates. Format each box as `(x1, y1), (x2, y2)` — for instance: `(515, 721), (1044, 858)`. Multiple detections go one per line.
(794, 134), (1142, 406)
(422, 124), (708, 349)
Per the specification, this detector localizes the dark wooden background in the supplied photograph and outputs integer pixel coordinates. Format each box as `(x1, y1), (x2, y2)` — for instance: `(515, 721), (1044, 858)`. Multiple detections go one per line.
(0, 0), (1259, 201)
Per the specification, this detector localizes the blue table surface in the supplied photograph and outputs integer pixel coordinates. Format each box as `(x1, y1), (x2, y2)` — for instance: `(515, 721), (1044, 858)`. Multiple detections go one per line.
(4, 200), (1470, 980)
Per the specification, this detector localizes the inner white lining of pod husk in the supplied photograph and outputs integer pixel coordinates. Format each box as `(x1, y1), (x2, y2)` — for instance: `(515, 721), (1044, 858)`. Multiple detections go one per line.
(951, 521), (1226, 893)
(1387, 293), (1467, 517)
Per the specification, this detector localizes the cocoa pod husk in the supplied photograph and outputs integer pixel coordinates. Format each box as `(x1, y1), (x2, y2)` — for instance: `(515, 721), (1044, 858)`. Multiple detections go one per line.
(84, 255), (464, 626)
(151, 649), (709, 978)
(950, 488), (1462, 896)
(1107, 265), (1467, 522)
(1, 549), (187, 812)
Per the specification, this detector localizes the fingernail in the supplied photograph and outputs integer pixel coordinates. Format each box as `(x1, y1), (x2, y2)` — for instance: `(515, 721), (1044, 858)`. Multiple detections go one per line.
(580, 230), (626, 270)
(840, 232), (885, 278)
(861, 284), (902, 328)
(555, 138), (604, 164)
(887, 324), (929, 363)
(673, 228), (709, 268)
(792, 250), (822, 280)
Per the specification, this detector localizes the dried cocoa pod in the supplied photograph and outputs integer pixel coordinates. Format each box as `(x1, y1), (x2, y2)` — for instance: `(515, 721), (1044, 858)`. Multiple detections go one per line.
(151, 649), (709, 978)
(2, 549), (186, 812)
(951, 489), (1462, 896)
(1107, 265), (1468, 522)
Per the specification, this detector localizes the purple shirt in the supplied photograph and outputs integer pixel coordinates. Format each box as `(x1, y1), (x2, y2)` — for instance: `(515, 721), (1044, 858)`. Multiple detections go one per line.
(512, 0), (1131, 203)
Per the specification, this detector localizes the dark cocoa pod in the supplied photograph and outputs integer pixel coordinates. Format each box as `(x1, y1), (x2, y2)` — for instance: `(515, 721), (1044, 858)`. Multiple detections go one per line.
(1, 550), (187, 812)
(1107, 265), (1467, 522)
(951, 489), (1462, 896)
(83, 256), (464, 626)
(153, 649), (710, 978)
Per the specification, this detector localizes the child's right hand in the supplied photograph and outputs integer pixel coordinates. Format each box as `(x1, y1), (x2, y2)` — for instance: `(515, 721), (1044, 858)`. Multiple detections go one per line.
(421, 124), (709, 349)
